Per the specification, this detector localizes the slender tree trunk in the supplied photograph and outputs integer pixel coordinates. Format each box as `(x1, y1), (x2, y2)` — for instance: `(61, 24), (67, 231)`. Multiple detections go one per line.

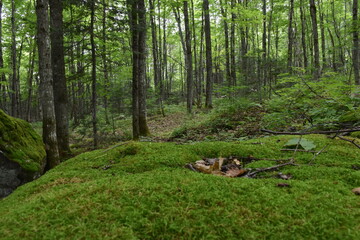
(11, 0), (19, 117)
(102, 0), (110, 124)
(204, 0), (213, 108)
(230, 0), (236, 88)
(36, 0), (60, 170)
(220, 0), (231, 89)
(49, 0), (70, 157)
(26, 40), (36, 122)
(0, 0), (6, 111)
(300, 0), (308, 70)
(149, 0), (161, 108)
(353, 0), (360, 85)
(90, 0), (98, 147)
(287, 0), (294, 72)
(319, 1), (326, 68)
(184, 1), (193, 113)
(310, 0), (320, 79)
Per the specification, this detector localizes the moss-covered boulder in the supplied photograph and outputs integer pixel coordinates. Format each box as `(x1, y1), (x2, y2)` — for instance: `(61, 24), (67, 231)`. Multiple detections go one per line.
(0, 110), (46, 198)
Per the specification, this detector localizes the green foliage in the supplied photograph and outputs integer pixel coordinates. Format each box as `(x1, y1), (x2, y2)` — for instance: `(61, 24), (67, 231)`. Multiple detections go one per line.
(284, 138), (316, 151)
(1, 135), (360, 239)
(262, 73), (359, 131)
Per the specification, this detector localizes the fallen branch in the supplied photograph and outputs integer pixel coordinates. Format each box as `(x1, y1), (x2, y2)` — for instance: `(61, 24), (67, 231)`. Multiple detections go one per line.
(281, 149), (325, 153)
(245, 160), (297, 178)
(261, 128), (360, 135)
(338, 136), (360, 149)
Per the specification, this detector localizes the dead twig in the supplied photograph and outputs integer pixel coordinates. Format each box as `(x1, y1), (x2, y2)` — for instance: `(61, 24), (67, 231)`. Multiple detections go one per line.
(281, 149), (326, 153)
(338, 136), (360, 149)
(245, 160), (297, 178)
(261, 128), (360, 135)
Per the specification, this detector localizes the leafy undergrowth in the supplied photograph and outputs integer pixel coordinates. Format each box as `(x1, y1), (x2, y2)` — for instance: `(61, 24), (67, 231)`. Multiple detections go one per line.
(1, 135), (360, 239)
(171, 99), (265, 141)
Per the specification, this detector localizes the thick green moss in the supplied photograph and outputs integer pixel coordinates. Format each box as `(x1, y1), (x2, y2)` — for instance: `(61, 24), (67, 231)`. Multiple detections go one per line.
(0, 110), (46, 173)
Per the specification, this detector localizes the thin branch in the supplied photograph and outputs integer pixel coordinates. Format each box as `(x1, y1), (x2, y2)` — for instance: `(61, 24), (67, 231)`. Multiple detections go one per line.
(338, 136), (360, 149)
(245, 160), (297, 178)
(281, 149), (325, 153)
(261, 128), (360, 135)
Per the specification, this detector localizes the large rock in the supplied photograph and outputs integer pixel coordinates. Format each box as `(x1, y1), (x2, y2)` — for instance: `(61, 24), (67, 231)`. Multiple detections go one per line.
(0, 110), (46, 198)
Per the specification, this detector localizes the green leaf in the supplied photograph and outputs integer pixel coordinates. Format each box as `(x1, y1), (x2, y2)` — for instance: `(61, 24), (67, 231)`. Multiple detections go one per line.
(284, 138), (316, 151)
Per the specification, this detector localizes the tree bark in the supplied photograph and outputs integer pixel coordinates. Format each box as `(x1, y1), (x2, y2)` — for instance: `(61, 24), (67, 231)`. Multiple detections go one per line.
(204, 0), (213, 108)
(353, 0), (360, 85)
(90, 0), (98, 148)
(184, 1), (193, 114)
(220, 0), (231, 89)
(300, 0), (308, 70)
(0, 0), (6, 111)
(11, 0), (19, 117)
(36, 0), (60, 170)
(310, 0), (321, 79)
(49, 0), (70, 157)
(287, 0), (294, 72)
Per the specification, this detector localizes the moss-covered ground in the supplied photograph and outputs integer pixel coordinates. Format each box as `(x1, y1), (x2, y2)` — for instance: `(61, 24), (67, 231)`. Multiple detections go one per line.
(0, 134), (359, 239)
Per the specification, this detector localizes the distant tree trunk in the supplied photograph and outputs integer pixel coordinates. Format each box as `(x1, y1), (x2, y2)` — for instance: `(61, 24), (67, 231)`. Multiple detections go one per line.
(353, 0), (360, 85)
(300, 0), (308, 70)
(149, 0), (162, 109)
(49, 0), (70, 157)
(183, 1), (193, 114)
(220, 0), (231, 89)
(26, 40), (36, 122)
(0, 0), (6, 111)
(204, 0), (213, 108)
(310, 0), (320, 79)
(11, 0), (19, 117)
(90, 0), (98, 147)
(230, 0), (236, 88)
(102, 0), (110, 124)
(287, 0), (294, 72)
(36, 0), (60, 170)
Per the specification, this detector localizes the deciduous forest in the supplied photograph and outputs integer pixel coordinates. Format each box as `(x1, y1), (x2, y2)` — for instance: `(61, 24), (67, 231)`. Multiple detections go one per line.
(0, 0), (360, 239)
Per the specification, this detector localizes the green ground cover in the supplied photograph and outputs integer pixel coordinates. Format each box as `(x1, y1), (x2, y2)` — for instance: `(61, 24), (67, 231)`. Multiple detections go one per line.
(0, 135), (359, 239)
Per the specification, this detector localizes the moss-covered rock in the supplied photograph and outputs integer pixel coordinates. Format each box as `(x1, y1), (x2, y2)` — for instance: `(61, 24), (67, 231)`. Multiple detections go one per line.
(0, 110), (46, 198)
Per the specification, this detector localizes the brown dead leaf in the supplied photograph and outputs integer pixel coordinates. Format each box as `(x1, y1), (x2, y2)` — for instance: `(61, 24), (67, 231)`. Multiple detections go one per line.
(225, 168), (246, 177)
(277, 183), (291, 187)
(194, 162), (213, 174)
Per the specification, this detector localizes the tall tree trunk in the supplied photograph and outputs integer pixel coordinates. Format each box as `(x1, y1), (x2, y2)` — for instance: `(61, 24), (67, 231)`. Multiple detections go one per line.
(11, 0), (19, 117)
(137, 0), (149, 136)
(0, 0), (6, 111)
(49, 0), (70, 157)
(102, 0), (110, 124)
(184, 1), (193, 114)
(204, 0), (213, 108)
(220, 0), (231, 89)
(310, 0), (320, 79)
(319, 1), (326, 68)
(26, 40), (36, 122)
(36, 0), (60, 170)
(230, 0), (236, 88)
(353, 0), (360, 85)
(130, 0), (149, 139)
(287, 0), (294, 72)
(149, 0), (162, 109)
(90, 0), (98, 147)
(300, 0), (308, 70)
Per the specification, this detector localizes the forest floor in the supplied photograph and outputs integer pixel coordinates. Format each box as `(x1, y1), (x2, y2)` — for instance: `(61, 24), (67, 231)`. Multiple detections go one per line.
(2, 102), (360, 239)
